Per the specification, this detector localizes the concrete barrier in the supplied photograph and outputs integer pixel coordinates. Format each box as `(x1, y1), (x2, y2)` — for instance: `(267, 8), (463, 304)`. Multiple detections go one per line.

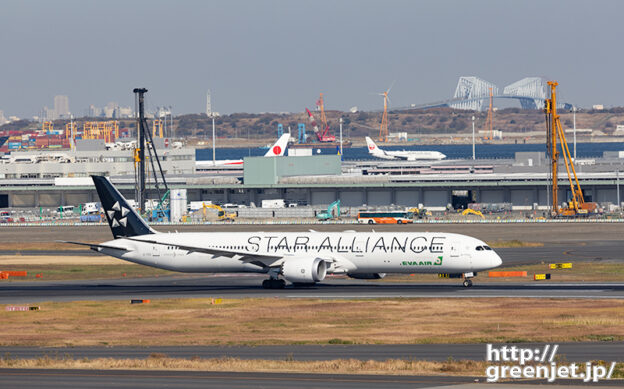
(488, 271), (527, 278)
(549, 263), (572, 269)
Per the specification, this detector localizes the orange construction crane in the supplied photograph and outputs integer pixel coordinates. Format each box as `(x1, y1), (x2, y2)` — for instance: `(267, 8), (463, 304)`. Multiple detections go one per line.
(545, 81), (597, 217)
(483, 87), (493, 140)
(379, 90), (389, 142)
(318, 93), (328, 137)
(316, 93), (335, 142)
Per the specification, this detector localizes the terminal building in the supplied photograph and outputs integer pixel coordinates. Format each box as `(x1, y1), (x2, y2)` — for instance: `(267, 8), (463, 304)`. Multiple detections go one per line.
(1, 148), (624, 211)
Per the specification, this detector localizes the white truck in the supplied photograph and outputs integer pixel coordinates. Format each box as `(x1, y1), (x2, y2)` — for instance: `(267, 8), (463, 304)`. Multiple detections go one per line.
(81, 202), (101, 215)
(261, 199), (286, 208)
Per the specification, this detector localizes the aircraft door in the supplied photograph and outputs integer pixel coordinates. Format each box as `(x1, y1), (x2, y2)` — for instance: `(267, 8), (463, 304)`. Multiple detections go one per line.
(450, 242), (460, 258)
(151, 245), (161, 265)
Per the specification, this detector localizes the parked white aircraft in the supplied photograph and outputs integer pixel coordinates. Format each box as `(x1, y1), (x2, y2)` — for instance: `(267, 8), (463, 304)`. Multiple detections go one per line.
(365, 137), (446, 161)
(63, 176), (502, 288)
(196, 133), (290, 167)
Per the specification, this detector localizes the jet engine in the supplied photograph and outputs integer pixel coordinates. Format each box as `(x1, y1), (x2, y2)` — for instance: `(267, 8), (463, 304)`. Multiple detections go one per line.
(347, 273), (386, 280)
(281, 257), (327, 283)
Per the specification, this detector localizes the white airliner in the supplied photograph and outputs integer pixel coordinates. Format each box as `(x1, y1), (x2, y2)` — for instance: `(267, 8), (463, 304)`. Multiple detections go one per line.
(64, 176), (502, 288)
(196, 133), (290, 167)
(365, 137), (446, 161)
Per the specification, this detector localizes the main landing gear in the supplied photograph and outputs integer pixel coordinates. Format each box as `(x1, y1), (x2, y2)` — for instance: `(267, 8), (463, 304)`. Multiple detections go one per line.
(262, 279), (285, 289)
(263, 269), (286, 289)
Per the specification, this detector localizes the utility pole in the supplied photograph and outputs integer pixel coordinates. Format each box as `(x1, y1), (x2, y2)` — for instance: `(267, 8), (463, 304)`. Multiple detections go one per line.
(471, 115), (475, 160)
(133, 88), (148, 213)
(170, 106), (174, 139)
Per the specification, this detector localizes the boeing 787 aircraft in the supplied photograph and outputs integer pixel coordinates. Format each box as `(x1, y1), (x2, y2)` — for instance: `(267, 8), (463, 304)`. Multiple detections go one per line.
(366, 137), (446, 161)
(64, 176), (502, 288)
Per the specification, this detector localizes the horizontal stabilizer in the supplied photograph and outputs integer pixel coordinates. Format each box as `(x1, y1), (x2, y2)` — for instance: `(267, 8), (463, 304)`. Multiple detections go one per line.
(58, 240), (129, 252)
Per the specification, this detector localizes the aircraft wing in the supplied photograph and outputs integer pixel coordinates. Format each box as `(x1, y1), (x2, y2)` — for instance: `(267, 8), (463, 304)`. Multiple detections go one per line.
(124, 237), (283, 263)
(58, 241), (130, 252)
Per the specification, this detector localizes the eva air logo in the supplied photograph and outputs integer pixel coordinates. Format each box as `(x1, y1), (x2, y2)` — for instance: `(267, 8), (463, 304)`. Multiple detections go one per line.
(401, 256), (443, 266)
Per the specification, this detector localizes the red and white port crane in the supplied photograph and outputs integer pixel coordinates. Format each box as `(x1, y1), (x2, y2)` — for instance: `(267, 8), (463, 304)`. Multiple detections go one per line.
(305, 93), (335, 142)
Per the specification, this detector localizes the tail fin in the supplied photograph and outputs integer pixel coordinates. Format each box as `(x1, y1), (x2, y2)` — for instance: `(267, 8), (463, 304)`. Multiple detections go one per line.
(365, 137), (381, 154)
(92, 176), (155, 238)
(264, 133), (290, 157)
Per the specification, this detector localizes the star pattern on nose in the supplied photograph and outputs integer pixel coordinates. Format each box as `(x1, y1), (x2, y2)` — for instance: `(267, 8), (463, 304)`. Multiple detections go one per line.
(107, 201), (129, 228)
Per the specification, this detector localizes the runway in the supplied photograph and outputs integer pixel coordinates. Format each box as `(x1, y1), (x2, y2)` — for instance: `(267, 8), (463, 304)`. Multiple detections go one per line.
(0, 369), (477, 389)
(1, 275), (624, 303)
(1, 342), (623, 362)
(1, 369), (622, 389)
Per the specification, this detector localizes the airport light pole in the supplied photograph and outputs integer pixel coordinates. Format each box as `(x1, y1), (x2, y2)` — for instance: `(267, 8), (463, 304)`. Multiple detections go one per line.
(211, 114), (216, 165)
(617, 170), (621, 210)
(471, 115), (475, 160)
(573, 105), (577, 160)
(339, 117), (343, 156)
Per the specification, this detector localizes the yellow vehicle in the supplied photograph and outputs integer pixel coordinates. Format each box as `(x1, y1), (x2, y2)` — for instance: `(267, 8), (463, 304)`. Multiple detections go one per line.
(461, 209), (484, 219)
(203, 203), (236, 221)
(407, 208), (431, 219)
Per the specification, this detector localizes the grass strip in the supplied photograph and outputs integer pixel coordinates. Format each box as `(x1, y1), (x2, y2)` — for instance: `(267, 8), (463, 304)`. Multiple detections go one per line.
(2, 298), (624, 347)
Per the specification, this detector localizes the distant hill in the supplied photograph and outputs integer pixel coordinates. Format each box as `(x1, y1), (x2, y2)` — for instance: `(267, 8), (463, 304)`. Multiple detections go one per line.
(3, 107), (624, 143)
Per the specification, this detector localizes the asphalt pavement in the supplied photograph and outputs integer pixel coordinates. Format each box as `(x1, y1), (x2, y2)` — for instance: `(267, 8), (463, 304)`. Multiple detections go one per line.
(1, 342), (622, 362)
(1, 275), (624, 303)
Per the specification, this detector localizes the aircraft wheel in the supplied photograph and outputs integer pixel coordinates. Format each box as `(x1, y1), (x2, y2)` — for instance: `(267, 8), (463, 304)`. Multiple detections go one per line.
(263, 279), (286, 289)
(292, 282), (316, 288)
(463, 279), (473, 288)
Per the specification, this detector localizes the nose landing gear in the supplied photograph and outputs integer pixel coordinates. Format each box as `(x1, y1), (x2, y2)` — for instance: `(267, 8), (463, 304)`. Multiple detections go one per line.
(462, 279), (473, 288)
(462, 272), (475, 287)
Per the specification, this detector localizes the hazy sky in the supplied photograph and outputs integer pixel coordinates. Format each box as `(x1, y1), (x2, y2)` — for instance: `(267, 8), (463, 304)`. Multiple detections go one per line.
(1, 0), (623, 117)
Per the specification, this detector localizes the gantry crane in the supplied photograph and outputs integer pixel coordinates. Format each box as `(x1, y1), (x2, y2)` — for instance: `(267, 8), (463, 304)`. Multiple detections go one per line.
(545, 81), (597, 217)
(483, 87), (494, 140)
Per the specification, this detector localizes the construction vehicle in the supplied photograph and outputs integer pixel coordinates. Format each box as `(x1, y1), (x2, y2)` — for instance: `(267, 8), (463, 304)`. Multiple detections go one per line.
(461, 208), (484, 219)
(316, 200), (341, 221)
(203, 203), (236, 221)
(407, 207), (431, 219)
(545, 81), (597, 217)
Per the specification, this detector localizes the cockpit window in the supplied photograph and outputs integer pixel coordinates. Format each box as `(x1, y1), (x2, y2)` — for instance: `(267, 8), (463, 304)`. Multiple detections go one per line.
(476, 246), (484, 251)
(484, 246), (492, 251)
